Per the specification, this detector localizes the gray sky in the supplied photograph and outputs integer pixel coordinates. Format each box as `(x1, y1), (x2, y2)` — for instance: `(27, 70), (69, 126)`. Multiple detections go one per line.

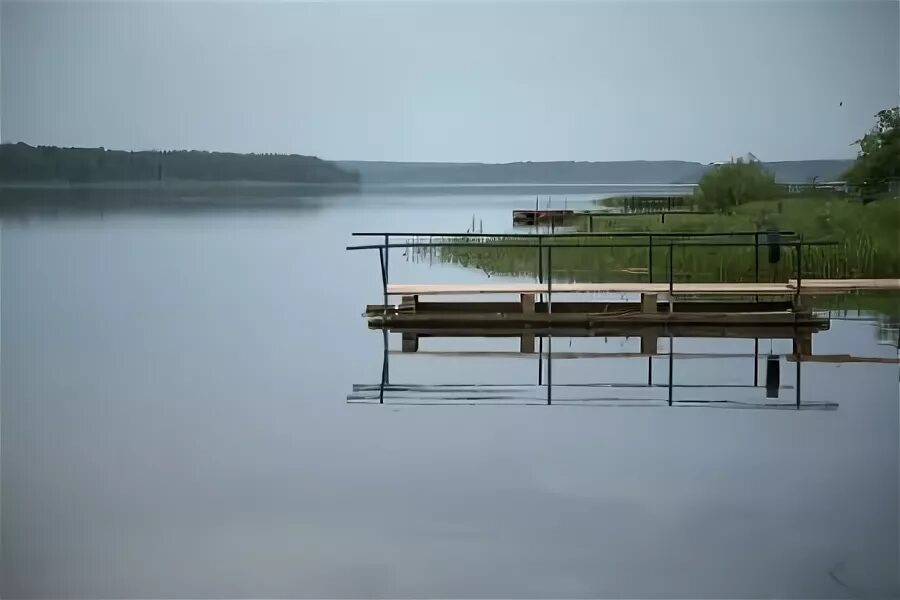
(2, 1), (898, 163)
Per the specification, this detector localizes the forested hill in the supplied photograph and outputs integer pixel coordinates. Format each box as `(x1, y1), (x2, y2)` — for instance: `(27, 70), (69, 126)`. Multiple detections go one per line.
(0, 143), (360, 184)
(339, 159), (854, 185)
(338, 160), (705, 184)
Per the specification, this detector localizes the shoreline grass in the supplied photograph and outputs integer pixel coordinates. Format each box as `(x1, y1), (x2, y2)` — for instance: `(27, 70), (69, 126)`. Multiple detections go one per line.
(426, 196), (900, 284)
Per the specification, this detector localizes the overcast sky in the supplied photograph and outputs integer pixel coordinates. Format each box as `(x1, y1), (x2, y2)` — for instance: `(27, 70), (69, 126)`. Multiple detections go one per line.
(2, 1), (898, 163)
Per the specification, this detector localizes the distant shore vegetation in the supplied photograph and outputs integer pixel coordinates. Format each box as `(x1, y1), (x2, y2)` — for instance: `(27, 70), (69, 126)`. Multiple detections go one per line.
(0, 143), (360, 185)
(429, 196), (900, 284)
(431, 105), (899, 283)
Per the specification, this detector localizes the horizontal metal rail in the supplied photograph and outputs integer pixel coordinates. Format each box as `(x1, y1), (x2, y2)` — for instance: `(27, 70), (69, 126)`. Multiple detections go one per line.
(346, 240), (835, 251)
(349, 230), (837, 319)
(351, 230), (795, 239)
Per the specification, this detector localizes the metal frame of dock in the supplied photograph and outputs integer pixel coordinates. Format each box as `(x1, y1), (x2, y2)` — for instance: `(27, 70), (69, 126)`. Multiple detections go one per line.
(345, 229), (900, 410)
(347, 230), (851, 313)
(348, 326), (838, 410)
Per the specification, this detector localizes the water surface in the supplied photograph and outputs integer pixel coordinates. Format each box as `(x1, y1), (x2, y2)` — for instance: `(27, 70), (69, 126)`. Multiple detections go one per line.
(2, 186), (898, 598)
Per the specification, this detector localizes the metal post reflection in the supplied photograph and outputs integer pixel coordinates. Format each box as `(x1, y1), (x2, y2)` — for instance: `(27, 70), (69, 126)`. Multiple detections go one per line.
(357, 328), (827, 411)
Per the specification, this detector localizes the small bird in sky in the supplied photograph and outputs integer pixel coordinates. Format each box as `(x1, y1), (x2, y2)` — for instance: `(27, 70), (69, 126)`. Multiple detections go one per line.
(839, 101), (843, 107)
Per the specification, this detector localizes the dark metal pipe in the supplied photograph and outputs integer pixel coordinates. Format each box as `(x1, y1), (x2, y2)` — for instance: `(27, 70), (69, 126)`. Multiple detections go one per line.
(547, 335), (552, 405)
(547, 246), (553, 314)
(538, 336), (543, 385)
(668, 338), (674, 406)
(378, 247), (387, 310)
(351, 230), (796, 239)
(538, 236), (543, 284)
(754, 233), (760, 283)
(753, 338), (759, 386)
(346, 240), (833, 252)
(668, 242), (674, 297)
(384, 233), (389, 291)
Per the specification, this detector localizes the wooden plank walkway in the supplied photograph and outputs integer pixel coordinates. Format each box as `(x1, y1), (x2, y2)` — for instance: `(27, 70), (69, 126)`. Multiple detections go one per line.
(386, 279), (900, 297)
(392, 350), (900, 364)
(788, 278), (900, 291)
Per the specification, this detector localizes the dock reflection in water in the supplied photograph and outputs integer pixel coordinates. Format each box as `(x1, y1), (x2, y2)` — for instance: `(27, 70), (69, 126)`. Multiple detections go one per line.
(348, 325), (846, 411)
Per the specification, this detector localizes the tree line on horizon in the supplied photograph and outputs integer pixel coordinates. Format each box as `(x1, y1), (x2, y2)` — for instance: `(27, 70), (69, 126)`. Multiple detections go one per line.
(0, 143), (360, 184)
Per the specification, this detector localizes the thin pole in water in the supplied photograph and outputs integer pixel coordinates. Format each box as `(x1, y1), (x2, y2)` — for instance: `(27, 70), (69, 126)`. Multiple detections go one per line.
(547, 246), (553, 315)
(668, 337), (674, 406)
(378, 247), (387, 311)
(753, 338), (759, 386)
(383, 234), (390, 303)
(538, 336), (543, 385)
(668, 242), (674, 298)
(547, 335), (552, 405)
(380, 328), (389, 403)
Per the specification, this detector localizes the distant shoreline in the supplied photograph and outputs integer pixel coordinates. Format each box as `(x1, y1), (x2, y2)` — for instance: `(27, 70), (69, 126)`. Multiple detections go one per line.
(0, 180), (362, 190)
(8, 180), (868, 201)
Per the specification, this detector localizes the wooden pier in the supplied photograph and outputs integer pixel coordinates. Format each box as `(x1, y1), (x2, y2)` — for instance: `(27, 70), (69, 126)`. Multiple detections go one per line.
(512, 209), (575, 226)
(383, 279), (900, 297)
(348, 231), (899, 356)
(513, 207), (709, 228)
(368, 296), (826, 354)
(350, 317), (841, 410)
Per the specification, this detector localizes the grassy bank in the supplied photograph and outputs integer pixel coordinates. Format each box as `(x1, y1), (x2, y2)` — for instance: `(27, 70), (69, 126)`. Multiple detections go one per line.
(429, 197), (900, 283)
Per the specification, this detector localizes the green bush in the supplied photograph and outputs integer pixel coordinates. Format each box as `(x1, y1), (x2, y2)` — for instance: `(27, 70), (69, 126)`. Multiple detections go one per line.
(695, 161), (780, 212)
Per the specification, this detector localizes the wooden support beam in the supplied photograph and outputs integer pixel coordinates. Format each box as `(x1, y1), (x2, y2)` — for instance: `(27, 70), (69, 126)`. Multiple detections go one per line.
(399, 295), (418, 313)
(401, 333), (419, 353)
(385, 279), (900, 297)
(641, 293), (658, 313)
(640, 332), (658, 355)
(520, 334), (535, 353)
(793, 332), (812, 356)
(366, 300), (796, 316)
(520, 293), (535, 314)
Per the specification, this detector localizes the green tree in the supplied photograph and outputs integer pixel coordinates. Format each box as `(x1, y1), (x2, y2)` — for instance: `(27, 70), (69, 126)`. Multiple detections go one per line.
(694, 160), (779, 212)
(844, 106), (900, 189)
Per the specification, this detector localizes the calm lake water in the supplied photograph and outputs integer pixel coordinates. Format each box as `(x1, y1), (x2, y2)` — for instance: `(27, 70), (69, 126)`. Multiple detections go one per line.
(2, 185), (898, 598)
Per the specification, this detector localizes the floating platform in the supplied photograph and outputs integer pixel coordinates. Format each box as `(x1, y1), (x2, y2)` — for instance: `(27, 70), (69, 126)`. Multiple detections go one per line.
(512, 207), (707, 227)
(512, 209), (575, 225)
(367, 295), (828, 354)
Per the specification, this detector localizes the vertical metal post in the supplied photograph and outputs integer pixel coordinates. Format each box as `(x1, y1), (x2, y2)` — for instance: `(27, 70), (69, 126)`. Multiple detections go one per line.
(754, 232), (760, 302)
(648, 235), (654, 282)
(753, 338), (759, 386)
(547, 245), (553, 314)
(795, 348), (801, 409)
(667, 337), (674, 406)
(537, 235), (543, 305)
(547, 335), (552, 405)
(538, 236), (543, 284)
(588, 215), (593, 233)
(378, 247), (387, 311)
(647, 355), (653, 385)
(384, 233), (389, 287)
(538, 336), (543, 385)
(668, 242), (674, 297)
(380, 327), (389, 404)
(661, 212), (666, 225)
(754, 233), (760, 283)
